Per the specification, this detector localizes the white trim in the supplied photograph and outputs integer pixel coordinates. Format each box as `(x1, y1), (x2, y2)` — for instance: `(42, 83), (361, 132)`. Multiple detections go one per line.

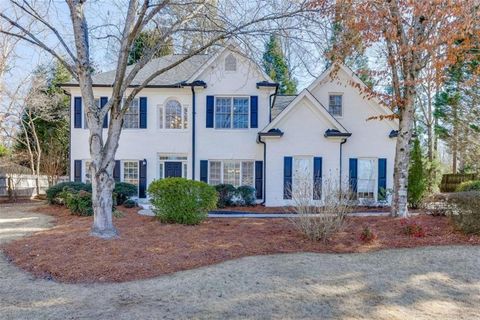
(261, 89), (349, 134)
(214, 96), (250, 130)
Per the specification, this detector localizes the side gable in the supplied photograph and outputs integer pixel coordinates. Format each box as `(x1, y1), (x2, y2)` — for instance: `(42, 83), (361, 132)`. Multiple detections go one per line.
(261, 89), (349, 134)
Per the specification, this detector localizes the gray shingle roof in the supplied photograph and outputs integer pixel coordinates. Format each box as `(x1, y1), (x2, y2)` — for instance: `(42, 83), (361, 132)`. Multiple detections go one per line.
(272, 95), (296, 119)
(66, 54), (211, 87)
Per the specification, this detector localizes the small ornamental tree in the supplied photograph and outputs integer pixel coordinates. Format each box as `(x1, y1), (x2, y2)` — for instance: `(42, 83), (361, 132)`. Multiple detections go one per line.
(408, 138), (426, 208)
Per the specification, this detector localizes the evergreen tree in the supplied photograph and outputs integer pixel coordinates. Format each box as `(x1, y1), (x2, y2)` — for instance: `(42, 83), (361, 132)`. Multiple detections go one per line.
(263, 34), (297, 95)
(128, 31), (173, 65)
(408, 138), (426, 208)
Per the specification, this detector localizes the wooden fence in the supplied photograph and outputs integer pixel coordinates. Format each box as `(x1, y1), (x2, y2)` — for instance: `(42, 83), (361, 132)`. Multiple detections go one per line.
(0, 174), (69, 198)
(439, 173), (478, 193)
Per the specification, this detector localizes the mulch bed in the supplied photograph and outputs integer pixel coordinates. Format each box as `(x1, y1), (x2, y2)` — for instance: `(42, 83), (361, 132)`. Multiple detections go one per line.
(215, 205), (404, 214)
(2, 205), (480, 284)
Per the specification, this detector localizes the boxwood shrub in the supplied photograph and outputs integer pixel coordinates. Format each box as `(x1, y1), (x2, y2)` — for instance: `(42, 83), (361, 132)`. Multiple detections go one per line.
(236, 186), (256, 206)
(214, 184), (237, 208)
(456, 180), (480, 192)
(62, 190), (94, 216)
(114, 182), (138, 204)
(148, 178), (217, 225)
(46, 181), (92, 204)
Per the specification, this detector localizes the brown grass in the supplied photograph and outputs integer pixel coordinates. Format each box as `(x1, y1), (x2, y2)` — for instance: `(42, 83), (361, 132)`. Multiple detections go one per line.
(2, 205), (480, 284)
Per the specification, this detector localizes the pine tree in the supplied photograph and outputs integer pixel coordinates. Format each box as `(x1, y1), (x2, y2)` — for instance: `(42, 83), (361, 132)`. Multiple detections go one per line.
(408, 138), (426, 208)
(263, 34), (297, 95)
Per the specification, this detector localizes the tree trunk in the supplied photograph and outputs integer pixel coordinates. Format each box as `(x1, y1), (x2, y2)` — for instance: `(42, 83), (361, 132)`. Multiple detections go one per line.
(90, 159), (118, 238)
(391, 92), (415, 218)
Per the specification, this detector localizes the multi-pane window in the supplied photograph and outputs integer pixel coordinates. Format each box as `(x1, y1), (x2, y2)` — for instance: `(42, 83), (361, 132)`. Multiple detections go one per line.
(215, 97), (249, 129)
(124, 98), (139, 128)
(225, 53), (237, 71)
(357, 158), (376, 199)
(329, 94), (343, 116)
(123, 161), (139, 186)
(84, 98), (100, 129)
(158, 100), (187, 129)
(208, 160), (254, 187)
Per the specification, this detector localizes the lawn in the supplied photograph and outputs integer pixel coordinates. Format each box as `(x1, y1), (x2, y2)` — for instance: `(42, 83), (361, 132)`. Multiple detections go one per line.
(2, 205), (479, 283)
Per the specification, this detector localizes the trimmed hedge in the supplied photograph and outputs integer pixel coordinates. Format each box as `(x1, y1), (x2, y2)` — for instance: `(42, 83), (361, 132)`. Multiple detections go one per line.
(214, 184), (257, 208)
(148, 178), (217, 225)
(236, 186), (256, 206)
(114, 182), (138, 204)
(62, 190), (93, 216)
(456, 180), (480, 192)
(214, 184), (237, 208)
(46, 182), (92, 204)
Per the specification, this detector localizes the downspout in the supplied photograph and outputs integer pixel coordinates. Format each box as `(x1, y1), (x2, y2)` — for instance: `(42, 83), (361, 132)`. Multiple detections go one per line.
(191, 86), (196, 180)
(339, 138), (347, 195)
(258, 135), (267, 205)
(269, 84), (279, 122)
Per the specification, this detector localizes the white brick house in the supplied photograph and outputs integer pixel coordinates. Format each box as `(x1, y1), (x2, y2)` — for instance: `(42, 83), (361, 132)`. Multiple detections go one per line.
(63, 46), (398, 207)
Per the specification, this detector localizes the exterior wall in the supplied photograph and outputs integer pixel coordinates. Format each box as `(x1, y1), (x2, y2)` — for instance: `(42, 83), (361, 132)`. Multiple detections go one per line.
(263, 97), (341, 207)
(308, 67), (397, 202)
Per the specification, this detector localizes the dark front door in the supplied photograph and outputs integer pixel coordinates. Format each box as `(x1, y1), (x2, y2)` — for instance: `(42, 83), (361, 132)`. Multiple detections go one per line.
(164, 161), (182, 178)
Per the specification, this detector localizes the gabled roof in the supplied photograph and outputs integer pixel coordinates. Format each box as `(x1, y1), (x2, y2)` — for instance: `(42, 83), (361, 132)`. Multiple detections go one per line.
(261, 89), (349, 134)
(64, 54), (210, 87)
(307, 62), (398, 127)
(272, 95), (296, 119)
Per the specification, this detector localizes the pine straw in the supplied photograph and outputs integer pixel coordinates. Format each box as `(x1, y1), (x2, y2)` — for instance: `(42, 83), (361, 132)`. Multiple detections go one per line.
(2, 205), (479, 284)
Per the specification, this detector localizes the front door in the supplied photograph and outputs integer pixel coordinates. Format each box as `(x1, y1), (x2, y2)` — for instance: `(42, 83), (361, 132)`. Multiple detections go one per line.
(164, 161), (182, 178)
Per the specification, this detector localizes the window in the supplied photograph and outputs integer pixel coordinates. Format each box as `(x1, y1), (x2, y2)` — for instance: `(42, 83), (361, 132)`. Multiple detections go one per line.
(293, 157), (312, 198)
(158, 100), (187, 129)
(124, 98), (139, 128)
(123, 161), (139, 186)
(84, 98), (100, 129)
(225, 53), (237, 71)
(208, 160), (254, 187)
(329, 94), (342, 116)
(214, 97), (249, 129)
(357, 158), (376, 199)
(84, 160), (92, 183)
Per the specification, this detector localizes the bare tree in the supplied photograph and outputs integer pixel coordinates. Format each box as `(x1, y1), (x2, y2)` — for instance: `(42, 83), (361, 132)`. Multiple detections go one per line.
(0, 0), (312, 238)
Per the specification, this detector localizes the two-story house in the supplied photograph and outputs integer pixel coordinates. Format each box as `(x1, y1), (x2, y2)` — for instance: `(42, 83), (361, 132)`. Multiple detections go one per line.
(63, 46), (398, 207)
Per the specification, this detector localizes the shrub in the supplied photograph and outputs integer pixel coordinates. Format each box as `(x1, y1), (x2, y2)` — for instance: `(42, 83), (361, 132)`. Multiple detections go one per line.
(148, 178), (217, 225)
(360, 226), (376, 243)
(46, 181), (91, 204)
(123, 199), (137, 208)
(236, 186), (256, 206)
(456, 180), (480, 192)
(63, 190), (93, 216)
(408, 138), (426, 208)
(444, 191), (480, 235)
(114, 182), (138, 204)
(401, 219), (426, 237)
(214, 184), (236, 208)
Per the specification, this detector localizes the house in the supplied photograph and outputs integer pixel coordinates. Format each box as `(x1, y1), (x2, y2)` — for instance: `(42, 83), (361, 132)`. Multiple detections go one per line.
(62, 45), (398, 207)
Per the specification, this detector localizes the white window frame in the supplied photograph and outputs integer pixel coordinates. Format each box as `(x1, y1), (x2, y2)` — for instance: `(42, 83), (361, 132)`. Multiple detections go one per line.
(214, 96), (250, 129)
(84, 160), (92, 183)
(292, 156), (313, 199)
(121, 161), (140, 194)
(328, 93), (343, 117)
(357, 158), (377, 201)
(207, 160), (255, 188)
(123, 98), (140, 129)
(224, 53), (237, 72)
(158, 154), (188, 179)
(157, 99), (188, 130)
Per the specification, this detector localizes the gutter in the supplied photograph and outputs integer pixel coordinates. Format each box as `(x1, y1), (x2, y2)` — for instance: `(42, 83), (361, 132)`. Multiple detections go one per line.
(181, 80), (207, 180)
(339, 138), (347, 196)
(257, 135), (267, 205)
(61, 89), (73, 182)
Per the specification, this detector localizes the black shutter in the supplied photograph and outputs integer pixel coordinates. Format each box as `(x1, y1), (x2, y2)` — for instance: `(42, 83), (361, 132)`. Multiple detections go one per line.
(113, 160), (121, 182)
(74, 97), (82, 128)
(349, 158), (358, 194)
(139, 160), (147, 198)
(283, 156), (293, 199)
(250, 96), (258, 128)
(101, 97), (108, 128)
(255, 160), (263, 199)
(313, 157), (322, 200)
(74, 160), (82, 182)
(139, 97), (147, 128)
(206, 96), (214, 128)
(200, 160), (208, 183)
(378, 158), (387, 200)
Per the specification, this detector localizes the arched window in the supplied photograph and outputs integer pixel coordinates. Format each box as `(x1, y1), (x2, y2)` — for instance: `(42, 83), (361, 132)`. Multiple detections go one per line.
(159, 99), (187, 129)
(224, 53), (237, 72)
